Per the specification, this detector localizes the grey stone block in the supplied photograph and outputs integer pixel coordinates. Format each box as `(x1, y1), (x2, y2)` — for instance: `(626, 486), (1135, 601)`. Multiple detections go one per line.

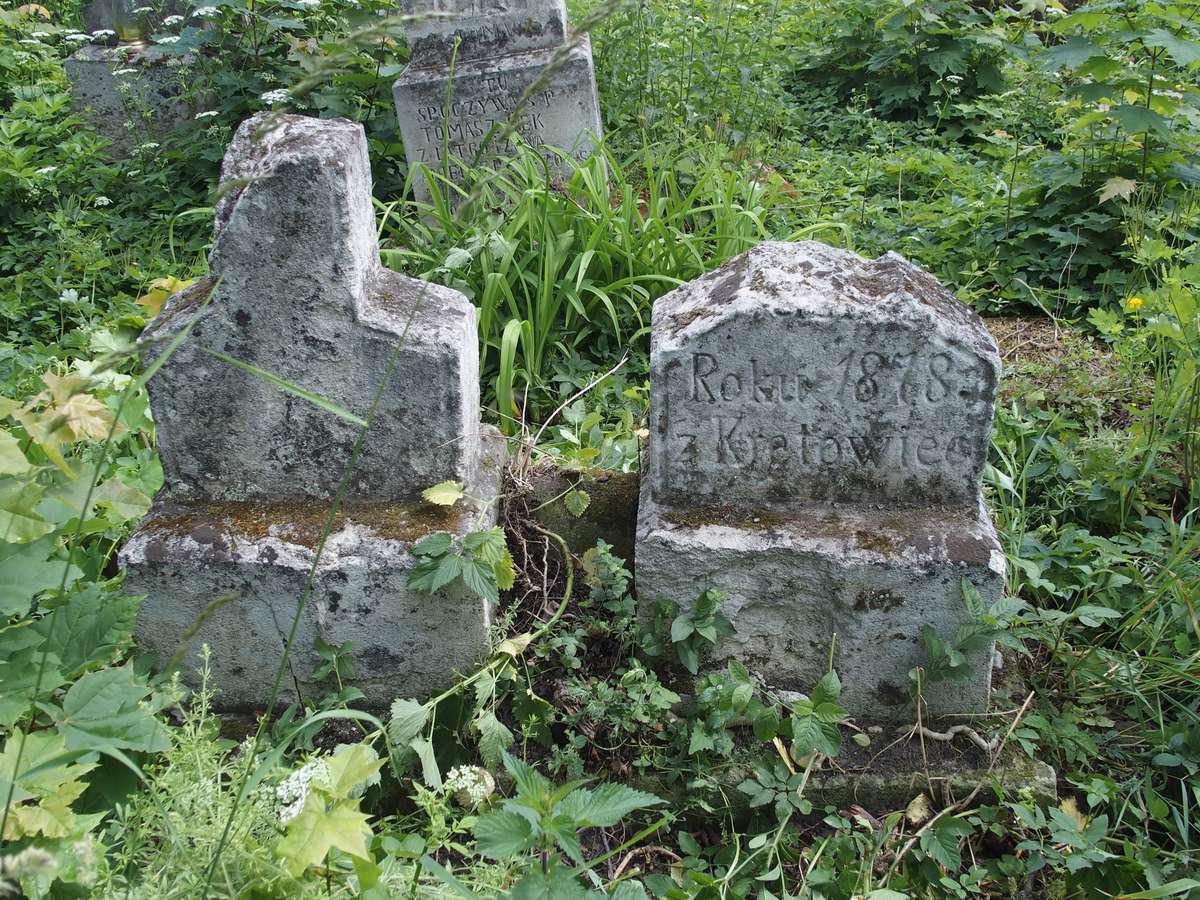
(120, 429), (504, 710)
(144, 114), (483, 504)
(393, 39), (602, 200)
(648, 241), (1001, 512)
(402, 0), (567, 67)
(65, 43), (197, 157)
(635, 473), (1005, 721)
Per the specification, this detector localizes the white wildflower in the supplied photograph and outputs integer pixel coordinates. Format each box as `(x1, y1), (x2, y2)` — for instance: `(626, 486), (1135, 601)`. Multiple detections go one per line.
(194, 109), (219, 119)
(91, 28), (116, 37)
(18, 38), (40, 43)
(113, 66), (138, 74)
(67, 32), (91, 40)
(134, 141), (160, 152)
(945, 74), (963, 84)
(260, 88), (290, 104)
(31, 30), (51, 37)
(276, 758), (331, 825)
(93, 195), (112, 207)
(1154, 89), (1183, 100)
(193, 5), (218, 14)
(445, 765), (495, 808)
(1, 847), (55, 881)
(36, 165), (58, 175)
(134, 5), (154, 12)
(163, 13), (184, 24)
(72, 839), (99, 887)
(294, 0), (320, 8)
(157, 34), (180, 43)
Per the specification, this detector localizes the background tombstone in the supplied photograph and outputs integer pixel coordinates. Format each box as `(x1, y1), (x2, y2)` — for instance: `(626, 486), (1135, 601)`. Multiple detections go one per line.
(119, 114), (503, 709)
(392, 0), (602, 201)
(635, 241), (1006, 721)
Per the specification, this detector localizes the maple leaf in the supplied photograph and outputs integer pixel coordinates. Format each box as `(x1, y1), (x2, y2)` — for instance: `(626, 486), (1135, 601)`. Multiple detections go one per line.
(136, 276), (193, 318)
(1098, 176), (1137, 205)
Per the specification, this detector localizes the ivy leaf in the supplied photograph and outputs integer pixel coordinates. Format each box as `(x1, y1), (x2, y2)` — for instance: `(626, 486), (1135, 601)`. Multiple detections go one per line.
(474, 808), (536, 859)
(387, 698), (429, 751)
(0, 536), (71, 616)
(55, 664), (171, 754)
(563, 489), (590, 518)
(476, 710), (514, 770)
(421, 480), (464, 507)
(32, 585), (138, 678)
(277, 797), (373, 876)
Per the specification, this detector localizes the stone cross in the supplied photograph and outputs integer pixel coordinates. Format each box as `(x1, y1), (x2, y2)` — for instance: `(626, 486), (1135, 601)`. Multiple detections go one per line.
(119, 114), (502, 709)
(392, 0), (602, 199)
(636, 241), (1006, 721)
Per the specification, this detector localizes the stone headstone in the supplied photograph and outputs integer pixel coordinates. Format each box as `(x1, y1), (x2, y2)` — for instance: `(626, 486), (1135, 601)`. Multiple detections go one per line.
(119, 114), (503, 709)
(392, 0), (601, 200)
(635, 241), (1005, 721)
(65, 43), (198, 158)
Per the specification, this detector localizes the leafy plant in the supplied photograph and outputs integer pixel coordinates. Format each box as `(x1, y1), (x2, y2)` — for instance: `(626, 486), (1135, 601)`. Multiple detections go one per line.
(664, 588), (734, 675)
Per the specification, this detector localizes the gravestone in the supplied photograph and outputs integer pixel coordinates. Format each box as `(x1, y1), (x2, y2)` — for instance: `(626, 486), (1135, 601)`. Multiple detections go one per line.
(119, 114), (503, 709)
(66, 42), (198, 157)
(392, 0), (602, 200)
(635, 241), (1005, 721)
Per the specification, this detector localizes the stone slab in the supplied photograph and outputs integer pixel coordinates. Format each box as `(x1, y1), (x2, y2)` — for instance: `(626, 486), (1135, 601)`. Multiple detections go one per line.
(120, 428), (504, 710)
(635, 474), (1005, 721)
(393, 39), (602, 199)
(649, 242), (1001, 512)
(526, 463), (639, 565)
(402, 0), (567, 67)
(143, 115), (482, 503)
(65, 43), (196, 157)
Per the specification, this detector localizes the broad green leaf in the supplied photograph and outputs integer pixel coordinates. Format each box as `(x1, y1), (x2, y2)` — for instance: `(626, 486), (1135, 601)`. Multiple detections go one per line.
(92, 477), (151, 524)
(0, 478), (54, 544)
(55, 664), (171, 754)
(1098, 176), (1137, 205)
(325, 743), (384, 797)
(0, 536), (71, 616)
(387, 698), (429, 750)
(205, 349), (367, 427)
(0, 430), (30, 476)
(493, 548), (516, 592)
(411, 532), (452, 557)
(0, 729), (97, 841)
(0, 622), (64, 727)
(1112, 104), (1170, 136)
(559, 782), (663, 828)
(476, 710), (514, 771)
(563, 489), (590, 518)
(811, 670), (842, 707)
(502, 750), (551, 801)
(276, 796), (373, 875)
(422, 480), (465, 507)
(1041, 35), (1104, 70)
(427, 552), (464, 593)
(411, 737), (441, 789)
(462, 527), (506, 564)
(1144, 29), (1200, 67)
(473, 808), (536, 859)
(32, 585), (138, 677)
(460, 557), (499, 603)
(919, 815), (971, 870)
(790, 714), (840, 759)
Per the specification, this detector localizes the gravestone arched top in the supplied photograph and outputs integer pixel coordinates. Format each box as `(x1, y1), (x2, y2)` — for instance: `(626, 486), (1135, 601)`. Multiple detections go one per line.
(649, 241), (1001, 511)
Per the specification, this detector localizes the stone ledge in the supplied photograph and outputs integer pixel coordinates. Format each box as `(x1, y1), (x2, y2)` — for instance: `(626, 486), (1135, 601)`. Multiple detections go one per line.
(636, 473), (1005, 722)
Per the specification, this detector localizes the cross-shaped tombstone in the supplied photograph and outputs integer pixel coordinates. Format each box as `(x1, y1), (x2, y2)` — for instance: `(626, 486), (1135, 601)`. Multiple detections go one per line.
(120, 114), (503, 709)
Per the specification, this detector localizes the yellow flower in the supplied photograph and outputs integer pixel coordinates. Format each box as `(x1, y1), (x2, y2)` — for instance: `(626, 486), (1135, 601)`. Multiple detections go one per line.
(1126, 296), (1144, 312)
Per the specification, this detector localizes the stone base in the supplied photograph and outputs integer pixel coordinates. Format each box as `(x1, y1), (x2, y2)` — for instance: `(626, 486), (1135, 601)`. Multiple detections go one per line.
(635, 478), (1006, 722)
(393, 38), (602, 202)
(65, 43), (197, 157)
(119, 433), (504, 711)
(526, 463), (639, 566)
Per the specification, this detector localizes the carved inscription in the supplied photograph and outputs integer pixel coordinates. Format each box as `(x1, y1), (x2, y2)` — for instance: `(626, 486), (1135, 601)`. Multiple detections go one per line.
(661, 343), (990, 505)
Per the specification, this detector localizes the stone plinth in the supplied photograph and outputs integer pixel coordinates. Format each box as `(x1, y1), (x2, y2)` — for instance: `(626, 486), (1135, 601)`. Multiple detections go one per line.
(120, 114), (502, 709)
(65, 43), (196, 157)
(635, 241), (1005, 722)
(402, 0), (567, 67)
(122, 434), (503, 709)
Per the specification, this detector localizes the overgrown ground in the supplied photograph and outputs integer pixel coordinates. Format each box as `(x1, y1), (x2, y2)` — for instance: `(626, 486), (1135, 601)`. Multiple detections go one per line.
(1, 0), (1199, 897)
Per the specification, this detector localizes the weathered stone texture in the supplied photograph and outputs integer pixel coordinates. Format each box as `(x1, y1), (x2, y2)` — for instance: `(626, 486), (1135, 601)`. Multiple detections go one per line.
(65, 44), (196, 156)
(402, 0), (567, 66)
(636, 241), (1006, 721)
(650, 241), (1000, 512)
(393, 40), (602, 197)
(146, 114), (481, 504)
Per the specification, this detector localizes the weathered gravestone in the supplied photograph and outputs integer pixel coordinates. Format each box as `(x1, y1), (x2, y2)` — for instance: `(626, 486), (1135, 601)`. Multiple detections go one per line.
(118, 113), (503, 709)
(635, 241), (1005, 720)
(392, 0), (602, 200)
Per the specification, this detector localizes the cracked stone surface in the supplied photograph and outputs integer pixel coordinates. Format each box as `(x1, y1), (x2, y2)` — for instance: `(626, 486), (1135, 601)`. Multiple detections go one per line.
(401, 0), (567, 67)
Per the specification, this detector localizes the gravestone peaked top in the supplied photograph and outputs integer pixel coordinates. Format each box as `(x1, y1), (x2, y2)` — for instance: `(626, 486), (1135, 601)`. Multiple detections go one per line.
(650, 241), (1000, 512)
(402, 0), (567, 67)
(147, 113), (481, 503)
